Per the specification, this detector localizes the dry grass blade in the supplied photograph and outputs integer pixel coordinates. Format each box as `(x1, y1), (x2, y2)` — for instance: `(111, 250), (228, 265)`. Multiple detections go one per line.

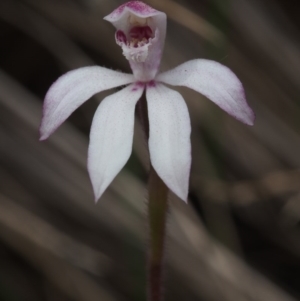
(170, 199), (298, 301)
(0, 193), (109, 276)
(149, 0), (224, 44)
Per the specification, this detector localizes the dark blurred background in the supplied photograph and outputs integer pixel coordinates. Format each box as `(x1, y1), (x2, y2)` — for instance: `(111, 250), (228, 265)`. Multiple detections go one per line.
(0, 0), (300, 300)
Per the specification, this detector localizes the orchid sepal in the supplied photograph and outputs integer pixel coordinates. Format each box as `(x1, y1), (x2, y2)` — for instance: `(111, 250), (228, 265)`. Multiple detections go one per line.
(146, 83), (191, 201)
(40, 66), (134, 140)
(157, 59), (255, 126)
(88, 83), (144, 201)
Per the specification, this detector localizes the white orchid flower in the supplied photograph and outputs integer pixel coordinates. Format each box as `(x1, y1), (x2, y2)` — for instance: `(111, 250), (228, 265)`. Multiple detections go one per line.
(40, 1), (254, 202)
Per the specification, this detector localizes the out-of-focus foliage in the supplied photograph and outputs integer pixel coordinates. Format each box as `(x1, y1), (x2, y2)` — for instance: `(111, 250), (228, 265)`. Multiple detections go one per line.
(0, 0), (300, 300)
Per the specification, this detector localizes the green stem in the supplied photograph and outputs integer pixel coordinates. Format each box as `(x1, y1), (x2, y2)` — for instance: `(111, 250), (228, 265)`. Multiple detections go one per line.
(136, 95), (169, 301)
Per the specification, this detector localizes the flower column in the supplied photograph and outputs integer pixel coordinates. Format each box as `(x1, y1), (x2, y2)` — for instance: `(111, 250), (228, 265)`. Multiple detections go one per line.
(105, 6), (174, 300)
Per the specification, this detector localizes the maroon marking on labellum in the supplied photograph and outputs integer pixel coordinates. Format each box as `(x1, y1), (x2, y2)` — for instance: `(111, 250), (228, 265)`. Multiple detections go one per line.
(129, 26), (153, 40)
(116, 30), (127, 43)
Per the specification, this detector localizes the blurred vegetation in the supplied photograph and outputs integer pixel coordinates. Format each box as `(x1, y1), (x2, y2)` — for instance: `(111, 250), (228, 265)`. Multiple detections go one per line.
(0, 0), (300, 300)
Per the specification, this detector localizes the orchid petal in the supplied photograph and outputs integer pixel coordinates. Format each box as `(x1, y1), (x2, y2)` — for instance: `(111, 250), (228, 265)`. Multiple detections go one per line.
(88, 83), (144, 202)
(157, 59), (255, 125)
(146, 83), (191, 202)
(40, 66), (135, 140)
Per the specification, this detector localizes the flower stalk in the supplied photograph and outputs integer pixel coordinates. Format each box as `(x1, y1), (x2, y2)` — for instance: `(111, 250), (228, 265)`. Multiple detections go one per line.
(137, 94), (168, 301)
(147, 167), (168, 301)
